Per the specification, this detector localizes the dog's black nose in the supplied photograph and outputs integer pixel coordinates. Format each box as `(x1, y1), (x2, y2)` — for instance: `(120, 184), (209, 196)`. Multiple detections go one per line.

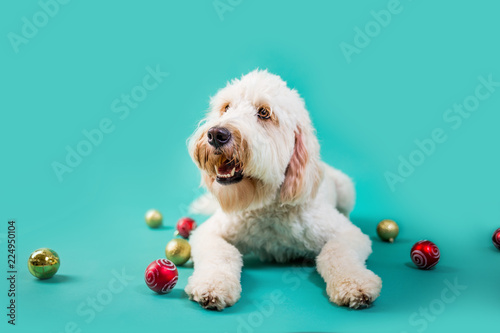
(207, 127), (231, 148)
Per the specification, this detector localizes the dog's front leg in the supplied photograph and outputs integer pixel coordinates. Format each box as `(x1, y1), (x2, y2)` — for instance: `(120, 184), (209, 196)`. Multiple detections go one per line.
(316, 217), (382, 309)
(185, 215), (242, 310)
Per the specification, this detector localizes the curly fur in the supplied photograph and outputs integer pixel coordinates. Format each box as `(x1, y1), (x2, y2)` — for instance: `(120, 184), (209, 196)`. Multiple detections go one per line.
(185, 70), (381, 310)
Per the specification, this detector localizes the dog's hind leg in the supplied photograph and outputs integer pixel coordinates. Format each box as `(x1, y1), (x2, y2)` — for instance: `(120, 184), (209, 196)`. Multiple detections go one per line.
(322, 163), (355, 216)
(189, 192), (220, 216)
(316, 211), (381, 309)
(185, 214), (243, 310)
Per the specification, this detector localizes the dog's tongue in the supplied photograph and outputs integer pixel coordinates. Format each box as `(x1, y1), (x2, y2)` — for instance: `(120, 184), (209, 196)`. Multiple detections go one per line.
(218, 160), (235, 175)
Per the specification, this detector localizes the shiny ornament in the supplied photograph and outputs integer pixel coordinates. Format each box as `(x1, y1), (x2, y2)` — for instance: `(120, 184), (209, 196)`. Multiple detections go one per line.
(376, 219), (399, 243)
(492, 228), (500, 250)
(165, 238), (191, 266)
(144, 259), (178, 294)
(145, 209), (163, 228)
(410, 240), (440, 270)
(176, 217), (196, 238)
(28, 248), (60, 279)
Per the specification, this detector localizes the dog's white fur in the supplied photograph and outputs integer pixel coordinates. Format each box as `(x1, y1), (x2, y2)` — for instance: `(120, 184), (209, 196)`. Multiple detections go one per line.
(185, 70), (381, 310)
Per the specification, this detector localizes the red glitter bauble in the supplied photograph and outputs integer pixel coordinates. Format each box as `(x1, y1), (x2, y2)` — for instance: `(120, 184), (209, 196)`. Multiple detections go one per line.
(492, 228), (500, 250)
(410, 240), (440, 270)
(144, 259), (178, 294)
(176, 217), (197, 238)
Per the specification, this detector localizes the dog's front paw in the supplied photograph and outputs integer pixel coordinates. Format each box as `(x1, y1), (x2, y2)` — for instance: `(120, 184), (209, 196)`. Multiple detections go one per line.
(327, 269), (382, 309)
(185, 272), (241, 311)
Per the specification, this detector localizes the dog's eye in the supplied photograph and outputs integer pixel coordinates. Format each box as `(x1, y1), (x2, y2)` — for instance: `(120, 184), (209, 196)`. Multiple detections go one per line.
(222, 104), (230, 113)
(257, 107), (271, 120)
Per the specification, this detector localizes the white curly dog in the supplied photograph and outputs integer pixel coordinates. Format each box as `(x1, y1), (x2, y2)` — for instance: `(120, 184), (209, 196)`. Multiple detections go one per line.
(185, 70), (381, 310)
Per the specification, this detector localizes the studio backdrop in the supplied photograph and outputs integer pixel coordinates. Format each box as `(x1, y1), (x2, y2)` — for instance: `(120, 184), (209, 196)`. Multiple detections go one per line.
(1, 1), (500, 332)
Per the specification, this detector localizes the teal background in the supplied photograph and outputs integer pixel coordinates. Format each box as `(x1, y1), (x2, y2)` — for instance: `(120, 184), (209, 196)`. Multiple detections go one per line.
(1, 0), (500, 332)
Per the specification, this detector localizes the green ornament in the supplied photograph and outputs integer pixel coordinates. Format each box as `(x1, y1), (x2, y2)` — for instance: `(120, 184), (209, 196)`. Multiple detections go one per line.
(165, 238), (191, 266)
(28, 248), (60, 279)
(145, 209), (163, 228)
(376, 219), (399, 243)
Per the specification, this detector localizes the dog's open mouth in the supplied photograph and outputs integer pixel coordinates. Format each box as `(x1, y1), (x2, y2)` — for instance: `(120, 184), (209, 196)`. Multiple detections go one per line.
(215, 158), (243, 185)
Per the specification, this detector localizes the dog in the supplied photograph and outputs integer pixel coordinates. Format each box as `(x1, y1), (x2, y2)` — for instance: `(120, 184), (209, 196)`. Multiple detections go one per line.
(185, 70), (382, 310)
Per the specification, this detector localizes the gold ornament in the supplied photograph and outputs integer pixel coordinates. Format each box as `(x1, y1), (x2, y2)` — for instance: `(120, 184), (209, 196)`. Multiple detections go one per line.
(145, 209), (163, 228)
(28, 248), (60, 279)
(377, 219), (399, 242)
(165, 238), (191, 266)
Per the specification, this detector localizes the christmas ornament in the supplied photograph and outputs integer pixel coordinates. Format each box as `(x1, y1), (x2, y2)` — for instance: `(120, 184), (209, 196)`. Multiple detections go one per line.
(410, 240), (440, 270)
(492, 228), (500, 250)
(165, 238), (191, 266)
(145, 209), (163, 228)
(376, 219), (399, 243)
(144, 259), (178, 294)
(175, 217), (196, 238)
(28, 248), (60, 279)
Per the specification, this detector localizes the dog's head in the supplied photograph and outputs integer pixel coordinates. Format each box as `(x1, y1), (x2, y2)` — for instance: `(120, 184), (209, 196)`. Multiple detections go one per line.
(189, 70), (323, 213)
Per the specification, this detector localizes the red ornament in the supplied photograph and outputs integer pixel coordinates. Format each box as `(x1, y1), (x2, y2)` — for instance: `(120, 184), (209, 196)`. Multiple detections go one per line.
(176, 217), (196, 238)
(144, 259), (178, 294)
(492, 228), (500, 250)
(410, 240), (440, 270)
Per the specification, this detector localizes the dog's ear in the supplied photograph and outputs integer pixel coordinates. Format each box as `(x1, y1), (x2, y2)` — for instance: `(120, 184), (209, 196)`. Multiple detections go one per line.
(280, 127), (322, 204)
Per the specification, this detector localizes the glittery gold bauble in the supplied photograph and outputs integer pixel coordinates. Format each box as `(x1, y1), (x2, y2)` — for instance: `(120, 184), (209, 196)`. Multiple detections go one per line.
(145, 209), (163, 228)
(165, 238), (191, 266)
(377, 219), (399, 243)
(28, 248), (60, 279)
